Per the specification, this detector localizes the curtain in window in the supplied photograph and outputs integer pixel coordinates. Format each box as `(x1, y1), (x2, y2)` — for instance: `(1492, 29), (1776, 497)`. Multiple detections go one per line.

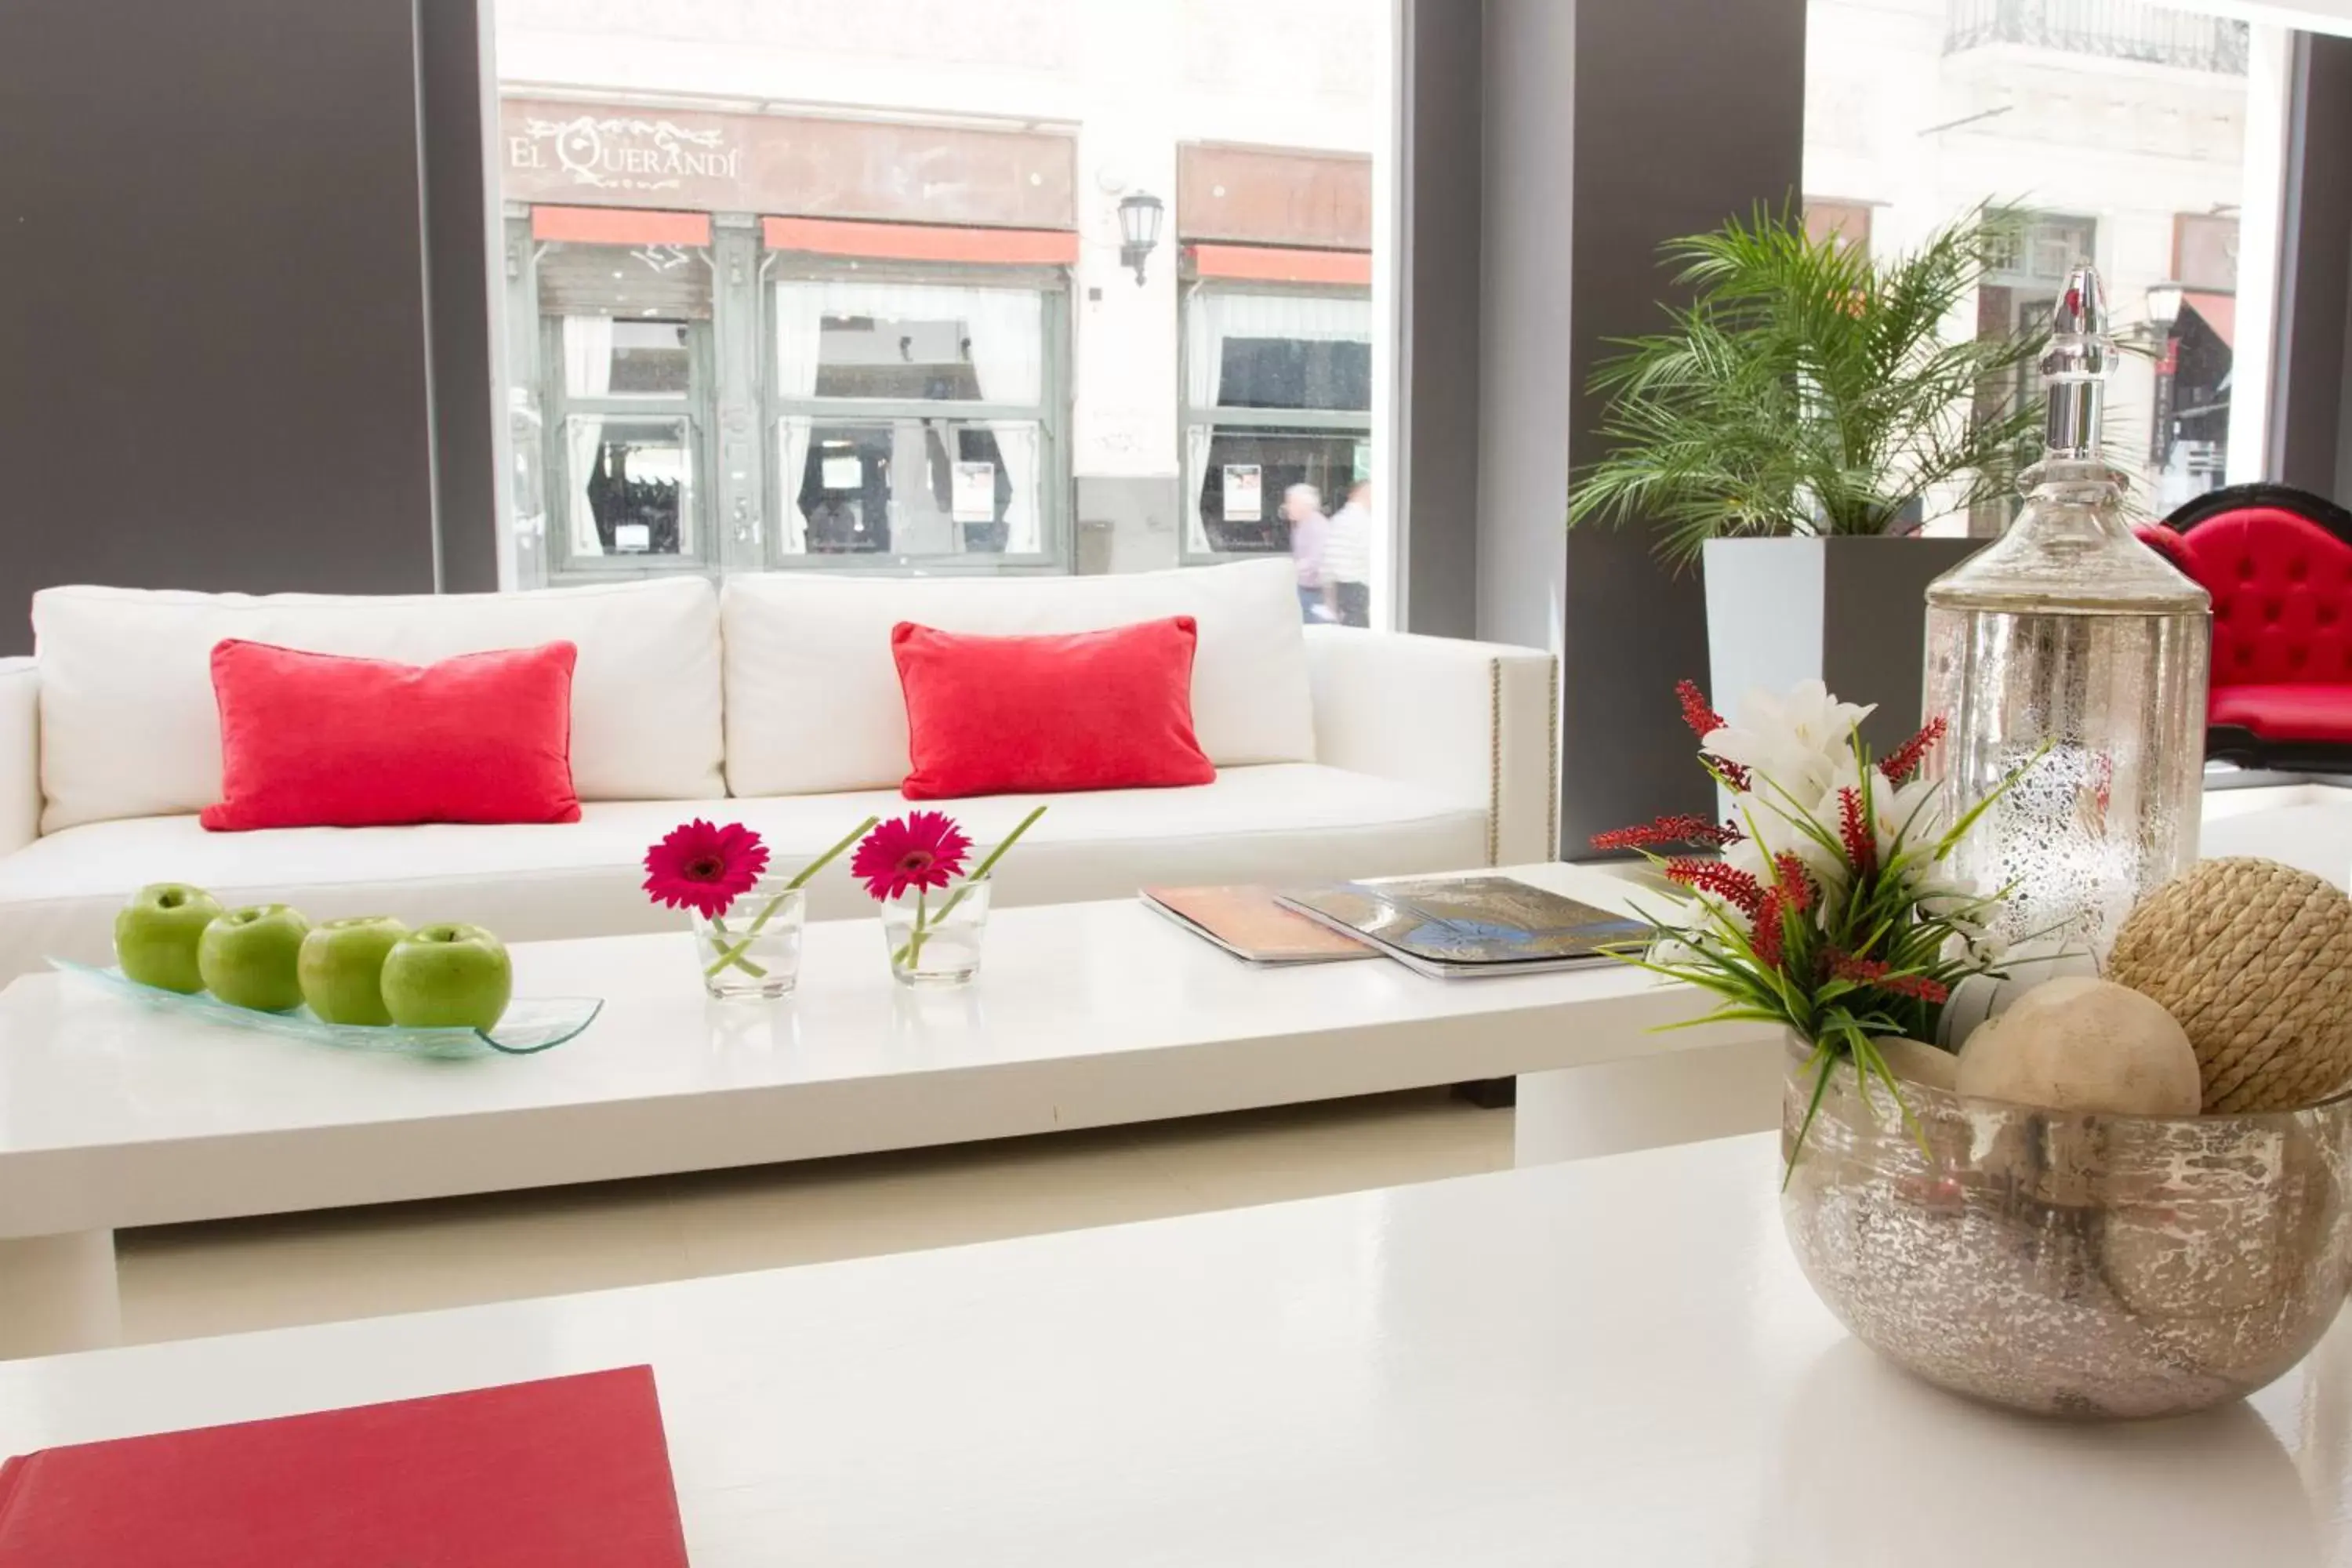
(773, 298), (823, 553)
(773, 280), (1045, 554)
(986, 422), (1042, 553)
(561, 317), (615, 557)
(772, 279), (1044, 404)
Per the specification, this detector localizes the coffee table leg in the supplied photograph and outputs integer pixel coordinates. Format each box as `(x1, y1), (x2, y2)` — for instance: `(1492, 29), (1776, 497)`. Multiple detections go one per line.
(0, 1230), (122, 1359)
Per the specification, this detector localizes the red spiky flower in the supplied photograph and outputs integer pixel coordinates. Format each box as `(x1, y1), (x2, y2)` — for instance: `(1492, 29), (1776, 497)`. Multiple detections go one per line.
(1664, 858), (1767, 920)
(1772, 852), (1816, 913)
(1675, 679), (1727, 739)
(1881, 715), (1947, 786)
(1837, 787), (1877, 879)
(1748, 854), (1820, 971)
(1590, 814), (1744, 852)
(1751, 891), (1788, 967)
(1826, 950), (1948, 1004)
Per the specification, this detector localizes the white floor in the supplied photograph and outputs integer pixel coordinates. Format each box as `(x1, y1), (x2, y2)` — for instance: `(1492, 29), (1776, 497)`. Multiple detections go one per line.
(116, 1088), (1512, 1345)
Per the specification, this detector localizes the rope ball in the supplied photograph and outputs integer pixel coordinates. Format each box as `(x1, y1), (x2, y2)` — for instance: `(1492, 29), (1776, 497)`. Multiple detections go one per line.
(2107, 857), (2352, 1114)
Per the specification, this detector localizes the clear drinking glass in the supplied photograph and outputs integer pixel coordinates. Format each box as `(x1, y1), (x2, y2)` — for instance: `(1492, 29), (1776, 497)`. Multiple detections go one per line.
(691, 882), (806, 1001)
(1921, 264), (2210, 956)
(878, 877), (992, 987)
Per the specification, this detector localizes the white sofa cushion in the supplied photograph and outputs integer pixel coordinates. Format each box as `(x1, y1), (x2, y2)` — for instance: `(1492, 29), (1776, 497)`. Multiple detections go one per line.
(721, 559), (1317, 797)
(0, 766), (1485, 982)
(31, 579), (724, 832)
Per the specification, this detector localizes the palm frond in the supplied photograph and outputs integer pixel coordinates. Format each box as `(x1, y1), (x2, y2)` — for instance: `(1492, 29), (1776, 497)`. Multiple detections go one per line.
(1568, 200), (2048, 566)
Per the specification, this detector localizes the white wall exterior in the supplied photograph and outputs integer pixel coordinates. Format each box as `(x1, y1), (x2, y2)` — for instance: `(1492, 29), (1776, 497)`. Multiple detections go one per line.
(1806, 0), (2275, 519)
(494, 0), (1385, 491)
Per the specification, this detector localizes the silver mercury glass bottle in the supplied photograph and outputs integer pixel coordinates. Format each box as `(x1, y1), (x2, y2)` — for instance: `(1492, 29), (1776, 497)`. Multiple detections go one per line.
(1921, 264), (2211, 956)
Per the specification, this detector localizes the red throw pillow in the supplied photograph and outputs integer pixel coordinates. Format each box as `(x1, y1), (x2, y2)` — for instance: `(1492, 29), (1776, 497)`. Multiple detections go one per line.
(201, 639), (582, 830)
(891, 617), (1217, 800)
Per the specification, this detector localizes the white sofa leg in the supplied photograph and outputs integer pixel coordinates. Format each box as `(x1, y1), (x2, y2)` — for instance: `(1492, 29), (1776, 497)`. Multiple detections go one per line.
(0, 1229), (122, 1359)
(1512, 1033), (1784, 1167)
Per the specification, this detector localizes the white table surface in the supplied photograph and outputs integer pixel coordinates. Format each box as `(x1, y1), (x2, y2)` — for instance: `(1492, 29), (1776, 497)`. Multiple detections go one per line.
(5, 1131), (2348, 1566)
(0, 863), (1723, 1239)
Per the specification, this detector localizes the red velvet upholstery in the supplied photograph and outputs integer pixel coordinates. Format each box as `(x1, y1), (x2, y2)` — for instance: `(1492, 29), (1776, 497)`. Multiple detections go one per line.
(2211, 684), (2352, 744)
(2151, 485), (2352, 760)
(2178, 510), (2352, 695)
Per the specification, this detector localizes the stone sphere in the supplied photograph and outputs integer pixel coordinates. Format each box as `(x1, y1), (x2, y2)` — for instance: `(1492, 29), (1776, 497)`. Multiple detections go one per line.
(2108, 857), (2352, 1113)
(1956, 976), (2201, 1116)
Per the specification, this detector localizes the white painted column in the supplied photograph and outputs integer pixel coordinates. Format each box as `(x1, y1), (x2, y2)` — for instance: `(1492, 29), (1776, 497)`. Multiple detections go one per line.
(0, 1230), (122, 1360)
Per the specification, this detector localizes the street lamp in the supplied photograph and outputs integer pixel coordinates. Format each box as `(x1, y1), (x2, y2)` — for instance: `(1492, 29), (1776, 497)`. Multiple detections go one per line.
(2145, 281), (2186, 474)
(1117, 191), (1163, 286)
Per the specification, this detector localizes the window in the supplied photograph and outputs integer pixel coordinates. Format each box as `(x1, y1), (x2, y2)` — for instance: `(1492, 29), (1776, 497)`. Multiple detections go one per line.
(1181, 287), (1374, 561)
(1803, 198), (1873, 253)
(1804, 0), (2288, 528)
(768, 270), (1065, 565)
(531, 230), (715, 576)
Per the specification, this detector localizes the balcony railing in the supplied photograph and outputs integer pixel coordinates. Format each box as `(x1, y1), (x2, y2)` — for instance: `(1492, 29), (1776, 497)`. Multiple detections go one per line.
(1947, 0), (2249, 74)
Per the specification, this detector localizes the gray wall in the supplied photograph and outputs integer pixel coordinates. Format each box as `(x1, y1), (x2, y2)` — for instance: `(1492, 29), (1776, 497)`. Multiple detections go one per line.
(1475, 0), (1571, 656)
(2275, 32), (2352, 496)
(1461, 0), (1807, 851)
(1398, 0), (1486, 639)
(0, 0), (497, 653)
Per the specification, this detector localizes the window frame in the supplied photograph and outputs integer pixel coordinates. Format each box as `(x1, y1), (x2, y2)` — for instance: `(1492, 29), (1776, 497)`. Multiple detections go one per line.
(1177, 275), (1377, 567)
(537, 292), (722, 583)
(758, 253), (1074, 575)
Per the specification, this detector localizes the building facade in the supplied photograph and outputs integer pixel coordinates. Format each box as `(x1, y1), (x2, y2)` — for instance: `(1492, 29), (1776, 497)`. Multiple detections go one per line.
(493, 0), (1389, 589)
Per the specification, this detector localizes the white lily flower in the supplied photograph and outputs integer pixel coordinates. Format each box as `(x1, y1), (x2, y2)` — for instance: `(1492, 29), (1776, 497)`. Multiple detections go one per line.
(1703, 680), (1878, 808)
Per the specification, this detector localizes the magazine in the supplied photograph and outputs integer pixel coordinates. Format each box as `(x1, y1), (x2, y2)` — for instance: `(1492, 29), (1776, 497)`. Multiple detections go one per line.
(1140, 885), (1381, 965)
(1275, 875), (1647, 978)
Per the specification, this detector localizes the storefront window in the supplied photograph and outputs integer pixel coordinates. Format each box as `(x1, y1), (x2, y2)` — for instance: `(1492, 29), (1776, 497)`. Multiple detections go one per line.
(529, 232), (715, 576)
(768, 273), (1063, 564)
(492, 2), (1396, 597)
(1181, 287), (1374, 558)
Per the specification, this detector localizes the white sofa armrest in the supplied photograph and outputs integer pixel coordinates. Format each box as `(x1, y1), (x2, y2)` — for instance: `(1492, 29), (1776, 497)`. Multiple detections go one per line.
(0, 659), (36, 856)
(1302, 626), (1558, 866)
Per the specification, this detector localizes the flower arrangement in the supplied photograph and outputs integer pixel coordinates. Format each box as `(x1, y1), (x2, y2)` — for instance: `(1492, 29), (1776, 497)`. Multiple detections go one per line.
(644, 815), (875, 982)
(1596, 680), (2013, 1164)
(855, 805), (1046, 975)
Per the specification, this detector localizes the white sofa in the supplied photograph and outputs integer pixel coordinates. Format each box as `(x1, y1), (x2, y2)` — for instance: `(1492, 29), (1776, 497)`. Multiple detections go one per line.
(0, 561), (1557, 984)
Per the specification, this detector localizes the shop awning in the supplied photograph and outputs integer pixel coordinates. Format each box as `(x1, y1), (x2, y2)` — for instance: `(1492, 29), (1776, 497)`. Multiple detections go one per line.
(762, 216), (1077, 267)
(2183, 290), (2235, 350)
(1186, 244), (1372, 287)
(531, 206), (711, 247)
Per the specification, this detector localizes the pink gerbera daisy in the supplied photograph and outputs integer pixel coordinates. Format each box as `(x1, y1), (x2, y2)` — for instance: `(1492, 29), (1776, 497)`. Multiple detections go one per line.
(643, 818), (771, 920)
(851, 811), (972, 902)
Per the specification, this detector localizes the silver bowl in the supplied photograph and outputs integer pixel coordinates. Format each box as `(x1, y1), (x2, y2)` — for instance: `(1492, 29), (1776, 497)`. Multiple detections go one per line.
(1779, 1034), (2352, 1419)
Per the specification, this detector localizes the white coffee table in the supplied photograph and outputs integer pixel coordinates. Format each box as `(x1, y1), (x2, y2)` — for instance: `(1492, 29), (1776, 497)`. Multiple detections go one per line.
(4, 1131), (2344, 1566)
(0, 863), (1759, 1359)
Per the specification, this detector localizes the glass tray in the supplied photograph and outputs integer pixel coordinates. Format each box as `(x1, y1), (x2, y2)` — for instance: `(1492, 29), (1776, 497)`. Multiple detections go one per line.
(52, 960), (601, 1060)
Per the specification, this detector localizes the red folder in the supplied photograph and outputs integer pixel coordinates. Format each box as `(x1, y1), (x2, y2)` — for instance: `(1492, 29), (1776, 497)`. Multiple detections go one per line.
(0, 1364), (690, 1566)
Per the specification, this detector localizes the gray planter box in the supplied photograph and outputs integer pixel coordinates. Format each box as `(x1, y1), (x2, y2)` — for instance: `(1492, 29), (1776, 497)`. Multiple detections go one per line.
(1701, 535), (1986, 764)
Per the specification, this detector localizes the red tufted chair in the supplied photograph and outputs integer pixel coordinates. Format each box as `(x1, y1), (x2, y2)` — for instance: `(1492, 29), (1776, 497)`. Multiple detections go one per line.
(2141, 483), (2352, 771)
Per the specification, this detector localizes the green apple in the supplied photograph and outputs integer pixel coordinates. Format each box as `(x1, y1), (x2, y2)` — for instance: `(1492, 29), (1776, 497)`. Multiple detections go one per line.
(196, 904), (312, 1012)
(298, 916), (409, 1026)
(379, 924), (512, 1033)
(114, 883), (224, 993)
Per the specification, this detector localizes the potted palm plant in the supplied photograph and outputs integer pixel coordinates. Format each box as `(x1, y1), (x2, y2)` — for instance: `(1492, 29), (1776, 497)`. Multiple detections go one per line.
(1566, 205), (2046, 760)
